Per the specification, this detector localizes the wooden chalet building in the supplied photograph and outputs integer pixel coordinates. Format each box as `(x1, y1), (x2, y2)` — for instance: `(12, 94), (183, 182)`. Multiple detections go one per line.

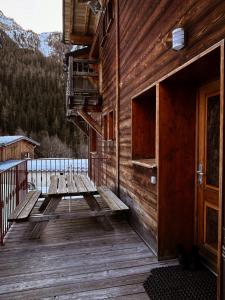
(63, 1), (225, 298)
(0, 136), (39, 162)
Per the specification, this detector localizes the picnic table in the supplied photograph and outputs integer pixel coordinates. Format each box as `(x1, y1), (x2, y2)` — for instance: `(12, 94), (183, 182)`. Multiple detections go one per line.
(9, 173), (129, 239)
(29, 174), (114, 238)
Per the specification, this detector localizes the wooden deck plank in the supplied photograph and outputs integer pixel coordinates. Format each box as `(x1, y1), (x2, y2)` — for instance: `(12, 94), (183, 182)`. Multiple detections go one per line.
(110, 293), (150, 300)
(48, 175), (58, 194)
(80, 175), (97, 192)
(73, 174), (88, 192)
(58, 175), (67, 194)
(66, 175), (78, 193)
(40, 283), (146, 299)
(0, 273), (149, 300)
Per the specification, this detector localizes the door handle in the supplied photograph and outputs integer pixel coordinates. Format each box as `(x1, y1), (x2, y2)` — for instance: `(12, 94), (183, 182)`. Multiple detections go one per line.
(197, 163), (205, 185)
(196, 170), (205, 175)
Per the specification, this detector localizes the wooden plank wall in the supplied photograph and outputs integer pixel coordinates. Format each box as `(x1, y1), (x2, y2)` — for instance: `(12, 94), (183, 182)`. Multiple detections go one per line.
(96, 0), (225, 252)
(101, 11), (117, 191)
(2, 141), (35, 161)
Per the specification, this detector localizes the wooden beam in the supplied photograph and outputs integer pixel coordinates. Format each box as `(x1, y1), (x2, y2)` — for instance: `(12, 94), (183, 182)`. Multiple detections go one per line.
(29, 209), (113, 222)
(69, 33), (93, 45)
(115, 0), (120, 196)
(67, 116), (89, 136)
(218, 40), (224, 300)
(78, 110), (102, 136)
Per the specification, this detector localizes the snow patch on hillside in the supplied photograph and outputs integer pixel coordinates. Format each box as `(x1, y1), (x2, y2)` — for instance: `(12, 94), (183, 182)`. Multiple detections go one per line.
(39, 32), (52, 56)
(0, 10), (69, 58)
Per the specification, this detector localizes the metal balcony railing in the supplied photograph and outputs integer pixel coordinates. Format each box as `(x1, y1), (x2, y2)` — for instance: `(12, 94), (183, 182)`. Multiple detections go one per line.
(0, 161), (27, 245)
(0, 156), (109, 245)
(27, 158), (88, 193)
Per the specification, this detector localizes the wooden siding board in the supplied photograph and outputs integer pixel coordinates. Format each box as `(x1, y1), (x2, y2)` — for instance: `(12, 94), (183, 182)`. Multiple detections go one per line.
(92, 0), (225, 255)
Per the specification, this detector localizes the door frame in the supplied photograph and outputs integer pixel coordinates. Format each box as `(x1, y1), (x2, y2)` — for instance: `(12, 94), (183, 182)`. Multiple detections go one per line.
(195, 42), (225, 300)
(196, 80), (220, 270)
(220, 40), (225, 300)
(155, 40), (225, 299)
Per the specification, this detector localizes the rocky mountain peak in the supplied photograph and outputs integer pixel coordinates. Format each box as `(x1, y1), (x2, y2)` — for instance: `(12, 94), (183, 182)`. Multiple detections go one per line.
(0, 10), (70, 59)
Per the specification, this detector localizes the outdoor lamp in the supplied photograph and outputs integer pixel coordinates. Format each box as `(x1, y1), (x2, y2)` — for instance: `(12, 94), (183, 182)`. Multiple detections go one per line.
(172, 27), (185, 51)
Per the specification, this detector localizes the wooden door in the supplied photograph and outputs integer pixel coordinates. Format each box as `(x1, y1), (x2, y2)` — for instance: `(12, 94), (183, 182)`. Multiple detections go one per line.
(197, 80), (220, 272)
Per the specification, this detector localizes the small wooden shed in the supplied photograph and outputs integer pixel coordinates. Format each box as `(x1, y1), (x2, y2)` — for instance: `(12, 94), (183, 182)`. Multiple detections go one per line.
(0, 136), (39, 162)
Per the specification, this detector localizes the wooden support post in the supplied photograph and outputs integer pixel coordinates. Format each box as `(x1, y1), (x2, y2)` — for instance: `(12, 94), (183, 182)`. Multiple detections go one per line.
(78, 110), (102, 136)
(15, 166), (19, 206)
(30, 197), (61, 239)
(83, 193), (113, 231)
(115, 0), (120, 196)
(67, 116), (89, 136)
(219, 40), (225, 300)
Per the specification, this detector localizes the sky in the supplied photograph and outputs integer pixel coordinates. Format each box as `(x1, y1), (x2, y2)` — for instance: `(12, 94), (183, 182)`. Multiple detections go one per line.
(0, 0), (62, 33)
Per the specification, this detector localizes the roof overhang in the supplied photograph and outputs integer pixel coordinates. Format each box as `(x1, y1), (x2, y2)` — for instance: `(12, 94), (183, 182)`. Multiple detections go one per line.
(0, 136), (40, 147)
(63, 0), (101, 46)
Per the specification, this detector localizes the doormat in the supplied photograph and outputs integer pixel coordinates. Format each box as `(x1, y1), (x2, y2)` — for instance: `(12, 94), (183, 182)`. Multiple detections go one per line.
(143, 265), (216, 300)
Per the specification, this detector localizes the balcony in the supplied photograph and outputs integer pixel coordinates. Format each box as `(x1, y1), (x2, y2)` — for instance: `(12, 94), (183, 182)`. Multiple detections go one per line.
(66, 57), (102, 116)
(0, 158), (174, 299)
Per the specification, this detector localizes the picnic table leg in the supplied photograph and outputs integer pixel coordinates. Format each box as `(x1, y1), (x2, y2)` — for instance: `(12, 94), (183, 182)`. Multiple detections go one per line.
(30, 197), (61, 239)
(39, 196), (51, 212)
(83, 194), (113, 231)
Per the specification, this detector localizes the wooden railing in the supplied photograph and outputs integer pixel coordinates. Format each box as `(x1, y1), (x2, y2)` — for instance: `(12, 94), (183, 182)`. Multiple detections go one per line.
(0, 161), (27, 245)
(65, 56), (102, 115)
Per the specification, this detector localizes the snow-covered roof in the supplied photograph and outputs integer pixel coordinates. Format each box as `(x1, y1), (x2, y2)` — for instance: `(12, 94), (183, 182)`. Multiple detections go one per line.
(0, 160), (25, 172)
(0, 136), (40, 147)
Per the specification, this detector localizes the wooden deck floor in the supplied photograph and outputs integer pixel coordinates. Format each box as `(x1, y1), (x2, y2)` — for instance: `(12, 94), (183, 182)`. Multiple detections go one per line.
(0, 197), (175, 299)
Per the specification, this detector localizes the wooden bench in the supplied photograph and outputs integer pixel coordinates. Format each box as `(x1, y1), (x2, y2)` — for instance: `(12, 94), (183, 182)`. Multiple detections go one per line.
(8, 190), (41, 222)
(97, 186), (129, 212)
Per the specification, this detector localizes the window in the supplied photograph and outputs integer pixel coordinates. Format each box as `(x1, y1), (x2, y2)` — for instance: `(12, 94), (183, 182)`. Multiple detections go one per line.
(103, 111), (115, 141)
(132, 86), (156, 160)
(108, 110), (114, 140)
(21, 152), (31, 159)
(103, 114), (108, 140)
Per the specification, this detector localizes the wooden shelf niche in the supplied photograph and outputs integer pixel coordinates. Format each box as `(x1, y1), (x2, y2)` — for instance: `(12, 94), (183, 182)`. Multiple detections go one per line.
(132, 85), (156, 168)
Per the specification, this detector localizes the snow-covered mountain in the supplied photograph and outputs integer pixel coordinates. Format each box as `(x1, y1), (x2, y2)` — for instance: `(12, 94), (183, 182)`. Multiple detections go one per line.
(0, 10), (69, 58)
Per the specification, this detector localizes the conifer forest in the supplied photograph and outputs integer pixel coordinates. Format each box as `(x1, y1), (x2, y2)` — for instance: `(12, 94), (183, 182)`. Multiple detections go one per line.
(0, 30), (87, 157)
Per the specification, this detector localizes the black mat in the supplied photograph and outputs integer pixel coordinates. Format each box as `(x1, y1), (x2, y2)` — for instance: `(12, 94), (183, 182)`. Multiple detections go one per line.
(143, 265), (216, 300)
